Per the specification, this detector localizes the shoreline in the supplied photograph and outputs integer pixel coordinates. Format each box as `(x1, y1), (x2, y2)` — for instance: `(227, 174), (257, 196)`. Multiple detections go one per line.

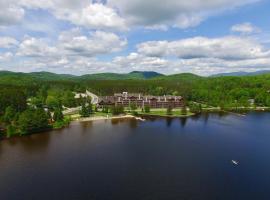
(2, 110), (270, 140)
(72, 114), (139, 122)
(137, 113), (196, 118)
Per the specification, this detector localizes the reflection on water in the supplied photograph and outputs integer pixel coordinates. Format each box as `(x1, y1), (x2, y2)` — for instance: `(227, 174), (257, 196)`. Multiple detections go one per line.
(1, 112), (270, 200)
(128, 119), (138, 129)
(79, 121), (94, 133)
(18, 133), (51, 153)
(203, 113), (209, 125)
(179, 117), (188, 127)
(0, 132), (51, 155)
(166, 117), (173, 127)
(110, 118), (138, 129)
(191, 114), (201, 121)
(111, 118), (120, 125)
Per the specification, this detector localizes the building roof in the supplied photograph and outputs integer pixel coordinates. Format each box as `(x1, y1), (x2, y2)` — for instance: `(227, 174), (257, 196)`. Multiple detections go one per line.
(98, 96), (115, 104)
(114, 92), (182, 99)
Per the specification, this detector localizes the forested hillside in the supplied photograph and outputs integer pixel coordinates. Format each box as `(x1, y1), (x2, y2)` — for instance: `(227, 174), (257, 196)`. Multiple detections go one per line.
(1, 70), (270, 108)
(1, 70), (270, 138)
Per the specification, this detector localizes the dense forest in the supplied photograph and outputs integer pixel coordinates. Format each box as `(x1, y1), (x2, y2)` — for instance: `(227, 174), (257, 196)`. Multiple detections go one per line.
(1, 70), (270, 138)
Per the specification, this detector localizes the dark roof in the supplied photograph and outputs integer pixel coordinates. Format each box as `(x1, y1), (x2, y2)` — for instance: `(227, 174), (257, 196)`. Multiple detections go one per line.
(114, 93), (142, 98)
(98, 96), (115, 104)
(106, 93), (183, 102)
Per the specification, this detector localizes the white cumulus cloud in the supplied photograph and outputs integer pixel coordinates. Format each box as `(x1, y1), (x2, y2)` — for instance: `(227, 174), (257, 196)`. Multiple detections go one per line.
(59, 29), (127, 56)
(54, 3), (127, 31)
(0, 0), (24, 26)
(231, 22), (261, 34)
(1, 0), (262, 31)
(0, 37), (19, 48)
(0, 52), (13, 62)
(108, 0), (260, 29)
(19, 0), (127, 31)
(16, 37), (58, 57)
(137, 36), (270, 60)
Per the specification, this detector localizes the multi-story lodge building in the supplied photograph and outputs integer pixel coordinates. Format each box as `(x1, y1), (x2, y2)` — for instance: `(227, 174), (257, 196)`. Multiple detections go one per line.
(98, 92), (184, 108)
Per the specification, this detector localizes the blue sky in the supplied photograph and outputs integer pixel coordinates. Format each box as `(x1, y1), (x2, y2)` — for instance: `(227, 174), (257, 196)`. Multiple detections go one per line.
(0, 0), (270, 75)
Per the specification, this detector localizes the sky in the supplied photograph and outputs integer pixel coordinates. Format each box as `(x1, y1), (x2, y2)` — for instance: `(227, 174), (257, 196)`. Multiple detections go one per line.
(0, 0), (270, 76)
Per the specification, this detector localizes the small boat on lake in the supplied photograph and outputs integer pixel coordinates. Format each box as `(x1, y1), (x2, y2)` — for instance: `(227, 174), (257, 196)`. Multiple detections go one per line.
(232, 160), (239, 165)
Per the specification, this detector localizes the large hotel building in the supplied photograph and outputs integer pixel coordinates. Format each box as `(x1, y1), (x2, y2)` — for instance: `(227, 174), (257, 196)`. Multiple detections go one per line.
(98, 92), (184, 108)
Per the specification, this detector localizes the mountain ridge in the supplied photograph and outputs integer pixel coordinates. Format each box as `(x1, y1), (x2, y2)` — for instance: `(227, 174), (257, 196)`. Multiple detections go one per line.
(211, 70), (270, 77)
(1, 70), (270, 82)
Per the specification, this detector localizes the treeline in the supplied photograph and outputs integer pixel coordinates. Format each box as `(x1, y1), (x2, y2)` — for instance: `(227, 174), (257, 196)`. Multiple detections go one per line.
(0, 86), (71, 138)
(83, 75), (270, 108)
(189, 75), (270, 108)
(1, 72), (270, 138)
(1, 73), (270, 108)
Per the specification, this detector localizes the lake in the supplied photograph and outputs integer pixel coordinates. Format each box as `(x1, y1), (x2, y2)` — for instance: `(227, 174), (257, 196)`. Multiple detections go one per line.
(1, 112), (270, 200)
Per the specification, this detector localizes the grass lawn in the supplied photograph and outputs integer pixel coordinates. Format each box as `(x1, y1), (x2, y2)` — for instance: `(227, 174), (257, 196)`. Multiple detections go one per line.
(138, 108), (195, 117)
(67, 108), (195, 119)
(68, 112), (113, 119)
(93, 112), (113, 117)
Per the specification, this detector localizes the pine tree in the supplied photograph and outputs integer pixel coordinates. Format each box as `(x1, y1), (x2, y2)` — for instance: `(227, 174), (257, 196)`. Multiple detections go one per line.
(181, 105), (187, 115)
(144, 105), (150, 113)
(3, 106), (16, 124)
(167, 106), (173, 115)
(87, 103), (93, 115)
(80, 103), (89, 117)
(53, 108), (64, 122)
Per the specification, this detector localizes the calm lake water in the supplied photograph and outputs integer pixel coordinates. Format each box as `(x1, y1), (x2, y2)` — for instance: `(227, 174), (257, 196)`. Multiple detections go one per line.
(1, 112), (270, 200)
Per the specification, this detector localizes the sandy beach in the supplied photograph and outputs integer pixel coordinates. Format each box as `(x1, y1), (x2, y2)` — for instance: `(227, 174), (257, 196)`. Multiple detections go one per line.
(74, 114), (138, 122)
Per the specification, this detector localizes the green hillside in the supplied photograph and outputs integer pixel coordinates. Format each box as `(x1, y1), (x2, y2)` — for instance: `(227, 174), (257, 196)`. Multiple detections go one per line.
(1, 70), (270, 111)
(0, 71), (164, 82)
(79, 71), (164, 80)
(154, 73), (203, 81)
(0, 71), (75, 85)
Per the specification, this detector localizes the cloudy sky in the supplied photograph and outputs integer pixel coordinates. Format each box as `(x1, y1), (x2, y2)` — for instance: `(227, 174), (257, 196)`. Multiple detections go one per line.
(0, 0), (269, 75)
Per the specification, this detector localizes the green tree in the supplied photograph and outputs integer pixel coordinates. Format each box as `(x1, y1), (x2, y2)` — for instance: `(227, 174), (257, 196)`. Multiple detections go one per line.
(62, 91), (77, 108)
(181, 105), (187, 115)
(130, 103), (137, 112)
(80, 103), (90, 117)
(0, 128), (4, 138)
(167, 106), (173, 115)
(38, 85), (48, 104)
(18, 108), (50, 135)
(189, 102), (202, 114)
(172, 91), (179, 96)
(53, 108), (64, 122)
(87, 103), (93, 114)
(31, 97), (43, 108)
(0, 88), (27, 113)
(46, 96), (60, 110)
(144, 105), (150, 113)
(111, 105), (124, 115)
(3, 106), (16, 124)
(102, 106), (109, 113)
(265, 96), (270, 106)
(255, 92), (266, 106)
(6, 125), (17, 138)
(155, 87), (165, 96)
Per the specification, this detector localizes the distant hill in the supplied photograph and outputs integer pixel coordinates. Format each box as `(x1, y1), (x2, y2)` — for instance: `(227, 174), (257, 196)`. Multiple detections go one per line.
(0, 71), (164, 83)
(154, 73), (203, 81)
(79, 71), (164, 80)
(0, 71), (75, 81)
(28, 71), (76, 80)
(3, 70), (270, 83)
(211, 70), (270, 77)
(129, 71), (164, 79)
